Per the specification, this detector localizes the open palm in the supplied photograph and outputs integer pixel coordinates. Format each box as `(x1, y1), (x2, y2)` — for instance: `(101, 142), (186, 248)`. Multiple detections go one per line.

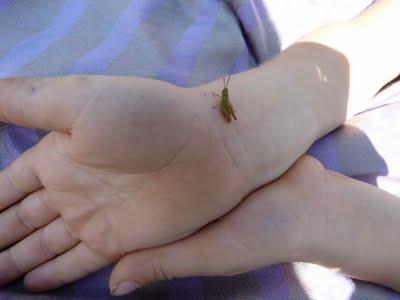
(0, 73), (318, 291)
(0, 75), (261, 291)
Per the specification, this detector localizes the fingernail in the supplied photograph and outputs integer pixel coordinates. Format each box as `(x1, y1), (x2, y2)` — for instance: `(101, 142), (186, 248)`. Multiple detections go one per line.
(112, 281), (140, 296)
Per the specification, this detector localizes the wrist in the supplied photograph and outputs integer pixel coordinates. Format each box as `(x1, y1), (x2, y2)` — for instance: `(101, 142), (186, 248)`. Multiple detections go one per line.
(262, 155), (332, 263)
(189, 45), (345, 190)
(274, 42), (350, 136)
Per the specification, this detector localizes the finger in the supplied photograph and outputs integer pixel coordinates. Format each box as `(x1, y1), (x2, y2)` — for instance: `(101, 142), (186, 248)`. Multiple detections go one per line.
(24, 243), (110, 292)
(0, 75), (111, 132)
(0, 218), (78, 286)
(0, 189), (58, 250)
(0, 144), (42, 211)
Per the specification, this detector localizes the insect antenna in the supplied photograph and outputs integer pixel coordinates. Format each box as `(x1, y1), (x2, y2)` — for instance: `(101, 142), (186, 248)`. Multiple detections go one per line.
(225, 75), (231, 87)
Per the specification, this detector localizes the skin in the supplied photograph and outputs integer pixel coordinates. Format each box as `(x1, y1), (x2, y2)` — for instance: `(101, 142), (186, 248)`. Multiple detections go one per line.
(110, 155), (400, 295)
(0, 0), (398, 295)
(0, 73), (320, 292)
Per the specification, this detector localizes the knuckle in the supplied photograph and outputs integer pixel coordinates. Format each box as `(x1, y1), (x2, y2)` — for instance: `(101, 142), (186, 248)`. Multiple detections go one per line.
(20, 191), (56, 228)
(3, 151), (39, 196)
(77, 210), (123, 260)
(42, 219), (77, 255)
(40, 227), (57, 257)
(8, 248), (23, 275)
(5, 168), (25, 195)
(15, 203), (35, 231)
(151, 259), (173, 282)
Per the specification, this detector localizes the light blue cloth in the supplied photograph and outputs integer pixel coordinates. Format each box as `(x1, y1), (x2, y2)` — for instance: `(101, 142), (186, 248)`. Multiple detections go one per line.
(1, 0), (400, 299)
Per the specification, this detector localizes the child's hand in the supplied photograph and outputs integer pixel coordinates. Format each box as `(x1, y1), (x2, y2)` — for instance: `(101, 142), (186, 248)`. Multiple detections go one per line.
(110, 154), (400, 295)
(107, 155), (330, 295)
(0, 74), (319, 291)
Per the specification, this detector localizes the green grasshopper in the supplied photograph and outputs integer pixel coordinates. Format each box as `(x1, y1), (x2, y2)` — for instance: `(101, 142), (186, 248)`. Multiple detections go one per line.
(213, 76), (237, 123)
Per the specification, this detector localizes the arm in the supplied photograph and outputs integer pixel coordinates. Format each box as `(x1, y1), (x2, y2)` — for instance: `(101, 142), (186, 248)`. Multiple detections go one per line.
(191, 0), (400, 188)
(299, 0), (400, 119)
(109, 154), (400, 294)
(304, 166), (400, 291)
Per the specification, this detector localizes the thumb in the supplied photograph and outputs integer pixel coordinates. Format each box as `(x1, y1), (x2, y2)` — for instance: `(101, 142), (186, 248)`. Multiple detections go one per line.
(109, 224), (236, 296)
(0, 76), (111, 132)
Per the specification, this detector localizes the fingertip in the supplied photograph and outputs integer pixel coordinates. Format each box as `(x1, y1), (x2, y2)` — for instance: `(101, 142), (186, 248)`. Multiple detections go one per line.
(108, 255), (137, 292)
(110, 281), (141, 296)
(23, 272), (48, 293)
(109, 252), (153, 295)
(23, 265), (61, 293)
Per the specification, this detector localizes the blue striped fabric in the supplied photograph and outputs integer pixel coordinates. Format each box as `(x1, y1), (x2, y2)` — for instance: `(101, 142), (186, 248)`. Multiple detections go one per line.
(0, 0), (12, 13)
(158, 0), (221, 86)
(1, 0), (400, 299)
(71, 0), (165, 74)
(0, 0), (89, 77)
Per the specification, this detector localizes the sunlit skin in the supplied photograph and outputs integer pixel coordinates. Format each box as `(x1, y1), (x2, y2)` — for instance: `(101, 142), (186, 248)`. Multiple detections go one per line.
(0, 0), (398, 296)
(0, 74), (323, 292)
(109, 154), (400, 294)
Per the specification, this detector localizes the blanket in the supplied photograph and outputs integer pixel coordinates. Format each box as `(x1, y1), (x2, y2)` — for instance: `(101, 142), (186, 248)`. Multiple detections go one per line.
(1, 0), (399, 299)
